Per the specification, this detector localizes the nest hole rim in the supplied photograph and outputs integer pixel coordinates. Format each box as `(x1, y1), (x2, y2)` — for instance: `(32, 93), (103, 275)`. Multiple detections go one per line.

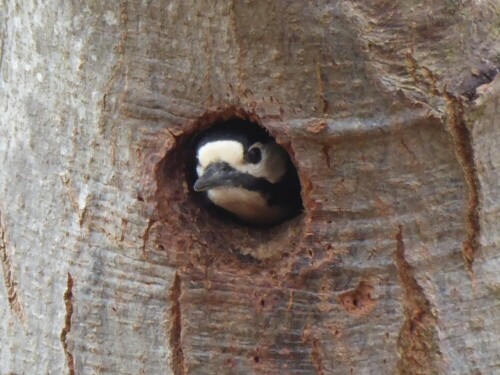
(156, 107), (309, 264)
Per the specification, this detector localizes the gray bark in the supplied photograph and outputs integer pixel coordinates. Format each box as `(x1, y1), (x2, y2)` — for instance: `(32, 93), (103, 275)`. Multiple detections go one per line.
(0, 1), (499, 374)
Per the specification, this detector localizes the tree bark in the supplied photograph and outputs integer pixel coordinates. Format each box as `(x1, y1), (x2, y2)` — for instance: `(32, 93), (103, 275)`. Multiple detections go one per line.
(1, 1), (499, 374)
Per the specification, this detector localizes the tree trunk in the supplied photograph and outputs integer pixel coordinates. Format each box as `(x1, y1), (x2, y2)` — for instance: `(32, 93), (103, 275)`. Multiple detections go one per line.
(1, 1), (499, 374)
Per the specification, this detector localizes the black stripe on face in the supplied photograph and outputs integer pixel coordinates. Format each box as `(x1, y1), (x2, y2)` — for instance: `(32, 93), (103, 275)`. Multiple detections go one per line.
(194, 162), (273, 193)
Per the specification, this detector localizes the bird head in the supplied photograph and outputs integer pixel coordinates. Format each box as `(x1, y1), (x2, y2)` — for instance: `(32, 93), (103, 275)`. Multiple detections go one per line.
(193, 122), (300, 225)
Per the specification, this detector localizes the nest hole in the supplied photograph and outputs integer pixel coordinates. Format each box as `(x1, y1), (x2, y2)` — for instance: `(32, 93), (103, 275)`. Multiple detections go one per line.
(157, 110), (305, 262)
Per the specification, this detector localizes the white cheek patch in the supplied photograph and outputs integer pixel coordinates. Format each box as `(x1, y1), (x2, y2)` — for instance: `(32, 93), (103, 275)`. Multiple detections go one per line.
(196, 165), (203, 177)
(197, 141), (244, 171)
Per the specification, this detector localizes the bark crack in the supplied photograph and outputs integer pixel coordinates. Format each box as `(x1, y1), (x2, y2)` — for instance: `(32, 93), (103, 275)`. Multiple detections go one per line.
(403, 52), (480, 276)
(315, 60), (329, 116)
(302, 327), (324, 375)
(394, 226), (440, 375)
(59, 173), (88, 228)
(0, 212), (26, 325)
(169, 273), (185, 375)
(443, 92), (480, 276)
(141, 218), (157, 257)
(60, 273), (75, 375)
(310, 336), (324, 375)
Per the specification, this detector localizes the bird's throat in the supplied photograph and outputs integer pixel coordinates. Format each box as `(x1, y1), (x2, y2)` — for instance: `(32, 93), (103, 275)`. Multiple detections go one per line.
(207, 187), (286, 224)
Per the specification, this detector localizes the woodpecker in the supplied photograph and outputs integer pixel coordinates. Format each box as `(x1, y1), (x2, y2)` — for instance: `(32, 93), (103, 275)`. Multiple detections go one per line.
(193, 121), (302, 225)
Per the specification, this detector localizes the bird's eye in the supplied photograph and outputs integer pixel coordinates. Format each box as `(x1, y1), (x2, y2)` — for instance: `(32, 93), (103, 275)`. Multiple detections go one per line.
(247, 147), (262, 164)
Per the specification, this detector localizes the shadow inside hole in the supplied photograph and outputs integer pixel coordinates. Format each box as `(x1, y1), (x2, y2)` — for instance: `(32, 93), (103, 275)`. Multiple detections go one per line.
(186, 118), (304, 229)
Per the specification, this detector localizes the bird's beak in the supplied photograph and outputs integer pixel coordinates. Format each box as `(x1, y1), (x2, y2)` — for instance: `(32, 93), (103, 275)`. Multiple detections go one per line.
(193, 163), (241, 192)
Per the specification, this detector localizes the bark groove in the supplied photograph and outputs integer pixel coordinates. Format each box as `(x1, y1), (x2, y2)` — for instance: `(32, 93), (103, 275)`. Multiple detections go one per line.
(0, 212), (25, 325)
(169, 273), (185, 375)
(60, 273), (75, 375)
(394, 226), (440, 375)
(444, 93), (481, 276)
